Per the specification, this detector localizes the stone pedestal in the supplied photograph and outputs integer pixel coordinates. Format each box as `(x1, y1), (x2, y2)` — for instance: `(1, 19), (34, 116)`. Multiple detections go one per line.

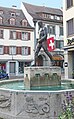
(24, 66), (61, 89)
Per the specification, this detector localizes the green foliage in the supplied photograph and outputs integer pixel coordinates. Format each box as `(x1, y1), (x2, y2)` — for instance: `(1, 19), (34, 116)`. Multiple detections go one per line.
(58, 92), (74, 119)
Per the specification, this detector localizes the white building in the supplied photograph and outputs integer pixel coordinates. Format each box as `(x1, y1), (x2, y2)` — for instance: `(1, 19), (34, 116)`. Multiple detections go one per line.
(21, 2), (64, 68)
(0, 6), (34, 78)
(63, 0), (74, 79)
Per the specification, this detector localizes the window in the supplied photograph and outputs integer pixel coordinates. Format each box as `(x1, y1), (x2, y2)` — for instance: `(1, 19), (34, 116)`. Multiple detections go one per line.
(11, 12), (15, 17)
(50, 15), (54, 19)
(19, 62), (24, 73)
(0, 17), (3, 24)
(9, 46), (16, 55)
(57, 16), (60, 20)
(10, 31), (16, 39)
(43, 14), (47, 18)
(0, 10), (3, 15)
(48, 25), (55, 34)
(60, 41), (64, 48)
(0, 46), (3, 54)
(55, 15), (61, 20)
(67, 0), (73, 9)
(22, 47), (30, 55)
(9, 18), (15, 25)
(22, 32), (30, 40)
(60, 17), (63, 21)
(55, 40), (64, 49)
(0, 30), (3, 38)
(22, 19), (27, 26)
(59, 26), (63, 35)
(67, 18), (74, 36)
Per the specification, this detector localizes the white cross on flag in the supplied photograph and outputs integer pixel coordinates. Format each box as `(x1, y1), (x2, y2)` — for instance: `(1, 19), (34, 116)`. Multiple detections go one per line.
(47, 37), (55, 51)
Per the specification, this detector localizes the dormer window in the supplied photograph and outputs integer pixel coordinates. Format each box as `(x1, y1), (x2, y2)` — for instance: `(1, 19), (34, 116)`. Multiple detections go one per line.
(11, 12), (15, 17)
(0, 10), (3, 15)
(57, 16), (60, 20)
(50, 15), (54, 19)
(9, 18), (15, 25)
(0, 17), (3, 24)
(55, 15), (60, 20)
(22, 19), (27, 26)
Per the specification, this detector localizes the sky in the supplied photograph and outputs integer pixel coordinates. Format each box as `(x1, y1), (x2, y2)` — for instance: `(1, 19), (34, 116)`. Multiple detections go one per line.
(0, 0), (62, 9)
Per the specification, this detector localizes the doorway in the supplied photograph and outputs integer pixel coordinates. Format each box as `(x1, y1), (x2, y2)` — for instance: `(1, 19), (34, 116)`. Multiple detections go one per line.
(35, 55), (43, 66)
(9, 62), (16, 74)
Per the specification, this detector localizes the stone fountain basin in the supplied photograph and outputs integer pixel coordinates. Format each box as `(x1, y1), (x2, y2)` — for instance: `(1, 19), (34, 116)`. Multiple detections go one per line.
(0, 79), (74, 119)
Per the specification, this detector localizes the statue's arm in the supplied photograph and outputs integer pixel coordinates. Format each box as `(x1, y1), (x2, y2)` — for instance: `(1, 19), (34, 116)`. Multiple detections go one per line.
(38, 34), (47, 43)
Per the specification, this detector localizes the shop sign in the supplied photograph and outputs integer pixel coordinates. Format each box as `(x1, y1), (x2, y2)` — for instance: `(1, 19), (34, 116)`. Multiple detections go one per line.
(67, 38), (74, 45)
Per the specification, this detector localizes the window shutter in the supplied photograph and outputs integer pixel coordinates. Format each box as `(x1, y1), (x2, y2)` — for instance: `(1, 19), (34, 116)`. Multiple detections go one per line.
(4, 46), (9, 54)
(28, 47), (31, 55)
(16, 32), (18, 39)
(28, 33), (30, 40)
(16, 47), (21, 54)
(10, 31), (13, 39)
(20, 32), (21, 39)
(16, 32), (21, 39)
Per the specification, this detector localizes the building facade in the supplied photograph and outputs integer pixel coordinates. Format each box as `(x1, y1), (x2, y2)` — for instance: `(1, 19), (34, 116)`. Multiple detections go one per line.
(21, 2), (64, 68)
(0, 6), (34, 77)
(0, 3), (64, 78)
(63, 0), (74, 79)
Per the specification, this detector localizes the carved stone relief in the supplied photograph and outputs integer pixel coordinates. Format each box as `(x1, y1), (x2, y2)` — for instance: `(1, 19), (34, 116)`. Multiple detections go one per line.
(0, 93), (11, 110)
(24, 94), (50, 118)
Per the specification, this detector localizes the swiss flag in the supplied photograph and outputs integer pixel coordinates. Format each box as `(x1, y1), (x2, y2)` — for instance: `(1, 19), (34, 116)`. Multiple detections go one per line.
(47, 37), (55, 51)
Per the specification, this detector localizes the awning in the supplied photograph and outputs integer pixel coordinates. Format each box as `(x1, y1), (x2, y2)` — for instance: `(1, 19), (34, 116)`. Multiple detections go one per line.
(52, 55), (64, 61)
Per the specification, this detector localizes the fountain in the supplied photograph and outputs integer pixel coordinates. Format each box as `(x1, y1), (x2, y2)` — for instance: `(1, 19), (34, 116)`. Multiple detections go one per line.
(0, 22), (74, 119)
(0, 67), (74, 119)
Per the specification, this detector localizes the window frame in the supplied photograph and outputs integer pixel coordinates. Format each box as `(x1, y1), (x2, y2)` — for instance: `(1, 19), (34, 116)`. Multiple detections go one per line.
(66, 0), (73, 9)
(59, 26), (63, 35)
(67, 18), (74, 36)
(55, 40), (64, 49)
(10, 30), (16, 39)
(48, 25), (55, 35)
(0, 46), (3, 54)
(0, 17), (3, 24)
(11, 12), (16, 17)
(9, 46), (16, 55)
(0, 29), (3, 39)
(22, 46), (30, 55)
(22, 19), (27, 26)
(9, 18), (16, 25)
(22, 32), (30, 40)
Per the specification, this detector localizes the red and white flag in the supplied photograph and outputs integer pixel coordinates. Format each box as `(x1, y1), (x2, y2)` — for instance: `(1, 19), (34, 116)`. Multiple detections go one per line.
(47, 37), (55, 51)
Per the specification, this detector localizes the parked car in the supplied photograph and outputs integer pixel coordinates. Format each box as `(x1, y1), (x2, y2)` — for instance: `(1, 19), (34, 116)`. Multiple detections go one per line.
(0, 70), (9, 79)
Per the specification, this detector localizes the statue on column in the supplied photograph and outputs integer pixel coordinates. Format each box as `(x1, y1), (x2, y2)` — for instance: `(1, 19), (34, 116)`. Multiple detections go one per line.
(35, 22), (53, 61)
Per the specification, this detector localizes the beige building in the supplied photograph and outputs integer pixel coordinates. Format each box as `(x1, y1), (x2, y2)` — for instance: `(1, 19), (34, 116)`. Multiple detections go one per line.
(0, 6), (34, 77)
(63, 0), (74, 79)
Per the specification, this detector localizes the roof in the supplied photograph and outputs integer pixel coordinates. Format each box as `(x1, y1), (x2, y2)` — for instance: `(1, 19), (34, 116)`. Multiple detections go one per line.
(22, 2), (63, 20)
(0, 6), (32, 28)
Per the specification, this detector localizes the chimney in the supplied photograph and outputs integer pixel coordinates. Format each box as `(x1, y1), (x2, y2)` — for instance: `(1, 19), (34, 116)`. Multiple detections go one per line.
(12, 5), (17, 9)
